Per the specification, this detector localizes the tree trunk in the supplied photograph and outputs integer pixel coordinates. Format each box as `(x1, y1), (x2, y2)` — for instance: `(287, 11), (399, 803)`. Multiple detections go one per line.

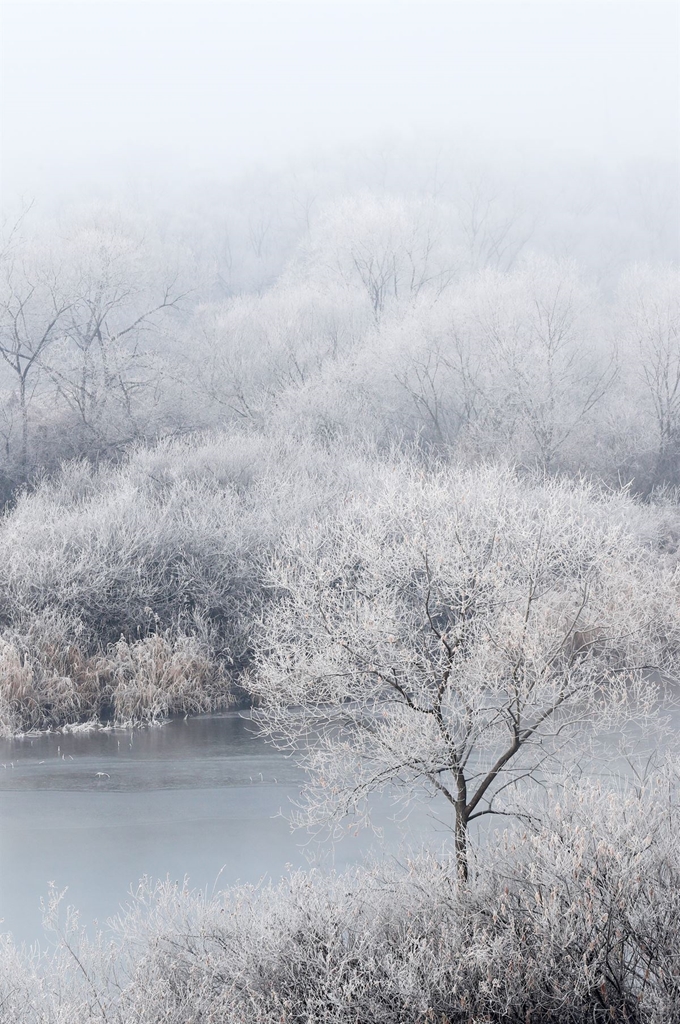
(455, 803), (469, 881)
(19, 375), (28, 473)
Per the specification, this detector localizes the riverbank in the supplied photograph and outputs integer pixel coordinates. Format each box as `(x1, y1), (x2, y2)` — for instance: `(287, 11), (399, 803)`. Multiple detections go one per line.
(2, 767), (678, 1023)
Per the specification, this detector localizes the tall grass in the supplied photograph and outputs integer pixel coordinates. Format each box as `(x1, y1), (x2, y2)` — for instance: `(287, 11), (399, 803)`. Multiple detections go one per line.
(0, 627), (231, 735)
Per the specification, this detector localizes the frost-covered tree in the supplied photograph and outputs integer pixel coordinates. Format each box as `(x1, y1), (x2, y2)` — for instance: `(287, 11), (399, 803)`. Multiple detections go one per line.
(45, 220), (187, 451)
(0, 242), (71, 472)
(186, 280), (369, 426)
(294, 194), (459, 321)
(455, 256), (613, 468)
(617, 264), (680, 486)
(253, 462), (679, 879)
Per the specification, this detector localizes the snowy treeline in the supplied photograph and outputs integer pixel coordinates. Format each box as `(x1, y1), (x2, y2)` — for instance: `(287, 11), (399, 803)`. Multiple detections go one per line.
(1, 152), (678, 499)
(0, 151), (678, 732)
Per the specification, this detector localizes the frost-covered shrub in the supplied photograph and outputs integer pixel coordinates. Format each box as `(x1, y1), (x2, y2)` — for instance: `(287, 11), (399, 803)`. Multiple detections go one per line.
(0, 612), (101, 734)
(0, 432), (391, 729)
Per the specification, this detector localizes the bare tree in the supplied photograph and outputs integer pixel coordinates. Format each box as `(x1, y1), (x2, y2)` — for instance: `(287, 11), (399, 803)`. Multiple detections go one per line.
(252, 462), (679, 879)
(461, 256), (615, 469)
(382, 257), (614, 464)
(383, 299), (485, 446)
(619, 264), (680, 485)
(454, 173), (533, 271)
(0, 249), (71, 471)
(45, 226), (187, 450)
(297, 194), (459, 321)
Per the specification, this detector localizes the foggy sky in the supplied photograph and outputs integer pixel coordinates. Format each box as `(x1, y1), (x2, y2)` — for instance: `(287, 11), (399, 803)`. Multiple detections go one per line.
(1, 1), (678, 200)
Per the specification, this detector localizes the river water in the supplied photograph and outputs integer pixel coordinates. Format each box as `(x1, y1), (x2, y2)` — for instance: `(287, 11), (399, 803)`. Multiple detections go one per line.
(2, 705), (676, 948)
(0, 713), (447, 946)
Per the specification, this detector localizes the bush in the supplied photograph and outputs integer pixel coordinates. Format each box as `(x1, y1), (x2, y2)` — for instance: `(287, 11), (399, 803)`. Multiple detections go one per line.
(0, 431), (414, 731)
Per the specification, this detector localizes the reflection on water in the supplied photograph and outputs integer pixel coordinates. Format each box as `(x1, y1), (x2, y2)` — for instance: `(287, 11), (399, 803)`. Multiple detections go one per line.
(0, 713), (447, 946)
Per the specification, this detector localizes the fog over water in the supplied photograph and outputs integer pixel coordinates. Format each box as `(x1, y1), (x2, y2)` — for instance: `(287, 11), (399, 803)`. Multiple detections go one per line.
(0, 714), (447, 944)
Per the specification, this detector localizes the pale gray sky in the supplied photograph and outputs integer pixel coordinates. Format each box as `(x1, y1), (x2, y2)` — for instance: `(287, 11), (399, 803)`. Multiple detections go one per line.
(1, 1), (678, 199)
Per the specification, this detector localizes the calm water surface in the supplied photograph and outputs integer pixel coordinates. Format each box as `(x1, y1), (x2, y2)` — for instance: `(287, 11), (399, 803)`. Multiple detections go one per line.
(0, 713), (446, 945)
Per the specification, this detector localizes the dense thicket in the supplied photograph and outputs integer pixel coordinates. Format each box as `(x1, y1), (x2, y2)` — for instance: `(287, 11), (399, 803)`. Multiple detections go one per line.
(0, 432), (380, 729)
(0, 438), (677, 735)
